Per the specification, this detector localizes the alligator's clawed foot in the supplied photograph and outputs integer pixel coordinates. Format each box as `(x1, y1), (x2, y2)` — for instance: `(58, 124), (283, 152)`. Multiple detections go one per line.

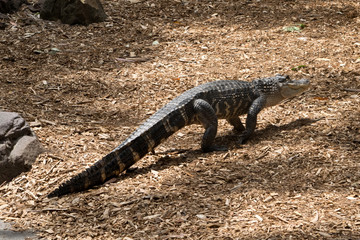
(202, 145), (228, 153)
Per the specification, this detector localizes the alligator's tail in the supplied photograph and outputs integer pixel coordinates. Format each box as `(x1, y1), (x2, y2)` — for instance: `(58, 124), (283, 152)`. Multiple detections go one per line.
(48, 104), (192, 198)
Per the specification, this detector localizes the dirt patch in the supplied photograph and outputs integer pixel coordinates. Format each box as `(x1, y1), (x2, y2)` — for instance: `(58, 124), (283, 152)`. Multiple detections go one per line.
(0, 0), (359, 239)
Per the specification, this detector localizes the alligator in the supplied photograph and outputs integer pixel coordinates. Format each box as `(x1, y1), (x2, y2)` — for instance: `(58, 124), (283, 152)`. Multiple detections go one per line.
(48, 74), (310, 198)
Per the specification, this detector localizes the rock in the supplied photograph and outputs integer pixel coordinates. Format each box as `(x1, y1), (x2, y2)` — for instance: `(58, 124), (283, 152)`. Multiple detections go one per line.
(0, 112), (30, 139)
(0, 112), (43, 184)
(10, 136), (43, 165)
(0, 220), (38, 239)
(40, 0), (107, 25)
(0, 0), (28, 13)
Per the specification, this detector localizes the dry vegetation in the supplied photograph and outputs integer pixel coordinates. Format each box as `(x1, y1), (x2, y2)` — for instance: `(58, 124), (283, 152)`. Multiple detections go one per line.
(0, 0), (360, 239)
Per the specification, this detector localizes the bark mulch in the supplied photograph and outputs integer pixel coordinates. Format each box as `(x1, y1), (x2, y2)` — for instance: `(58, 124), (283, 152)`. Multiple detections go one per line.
(0, 0), (359, 239)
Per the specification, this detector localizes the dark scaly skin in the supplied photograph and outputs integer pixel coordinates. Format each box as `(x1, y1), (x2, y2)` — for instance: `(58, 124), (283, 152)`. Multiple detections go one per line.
(48, 75), (309, 198)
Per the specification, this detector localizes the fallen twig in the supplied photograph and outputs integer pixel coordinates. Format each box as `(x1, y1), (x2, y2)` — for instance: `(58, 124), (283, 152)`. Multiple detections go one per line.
(343, 88), (360, 92)
(115, 57), (150, 63)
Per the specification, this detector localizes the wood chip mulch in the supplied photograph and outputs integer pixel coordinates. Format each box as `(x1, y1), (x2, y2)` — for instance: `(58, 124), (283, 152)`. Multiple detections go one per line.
(0, 0), (359, 239)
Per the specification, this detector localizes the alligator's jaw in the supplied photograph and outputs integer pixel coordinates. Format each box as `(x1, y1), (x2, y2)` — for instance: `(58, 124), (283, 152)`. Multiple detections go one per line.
(280, 78), (310, 98)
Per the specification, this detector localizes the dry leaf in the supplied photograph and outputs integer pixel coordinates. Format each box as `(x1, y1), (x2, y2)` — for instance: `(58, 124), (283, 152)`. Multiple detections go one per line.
(310, 211), (319, 223)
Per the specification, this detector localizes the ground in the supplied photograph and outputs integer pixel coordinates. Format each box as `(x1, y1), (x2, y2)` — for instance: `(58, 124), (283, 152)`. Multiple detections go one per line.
(0, 0), (359, 239)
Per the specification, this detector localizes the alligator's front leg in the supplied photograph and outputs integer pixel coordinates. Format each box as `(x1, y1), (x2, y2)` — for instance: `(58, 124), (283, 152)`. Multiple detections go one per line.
(238, 96), (266, 144)
(193, 99), (227, 152)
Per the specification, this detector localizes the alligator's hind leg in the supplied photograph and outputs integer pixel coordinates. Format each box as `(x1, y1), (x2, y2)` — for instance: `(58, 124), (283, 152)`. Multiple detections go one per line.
(227, 116), (245, 133)
(193, 99), (227, 152)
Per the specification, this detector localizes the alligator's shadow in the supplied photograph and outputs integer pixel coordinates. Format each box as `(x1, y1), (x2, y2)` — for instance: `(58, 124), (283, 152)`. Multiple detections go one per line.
(248, 117), (321, 144)
(107, 117), (318, 184)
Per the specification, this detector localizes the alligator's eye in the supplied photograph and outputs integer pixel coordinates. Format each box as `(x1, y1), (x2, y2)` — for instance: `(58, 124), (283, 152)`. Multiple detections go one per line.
(278, 75), (289, 83)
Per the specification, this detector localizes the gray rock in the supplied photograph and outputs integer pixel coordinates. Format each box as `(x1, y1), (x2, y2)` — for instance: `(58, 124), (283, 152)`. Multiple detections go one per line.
(10, 135), (43, 166)
(40, 0), (107, 25)
(0, 220), (38, 240)
(0, 139), (11, 161)
(0, 112), (43, 184)
(0, 112), (30, 140)
(0, 112), (21, 136)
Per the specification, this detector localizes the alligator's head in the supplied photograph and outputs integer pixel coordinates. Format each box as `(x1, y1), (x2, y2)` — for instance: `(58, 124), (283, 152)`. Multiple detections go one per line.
(253, 74), (310, 107)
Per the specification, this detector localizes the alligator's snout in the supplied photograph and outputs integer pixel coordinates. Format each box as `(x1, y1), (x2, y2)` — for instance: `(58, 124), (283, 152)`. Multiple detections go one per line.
(287, 78), (310, 89)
